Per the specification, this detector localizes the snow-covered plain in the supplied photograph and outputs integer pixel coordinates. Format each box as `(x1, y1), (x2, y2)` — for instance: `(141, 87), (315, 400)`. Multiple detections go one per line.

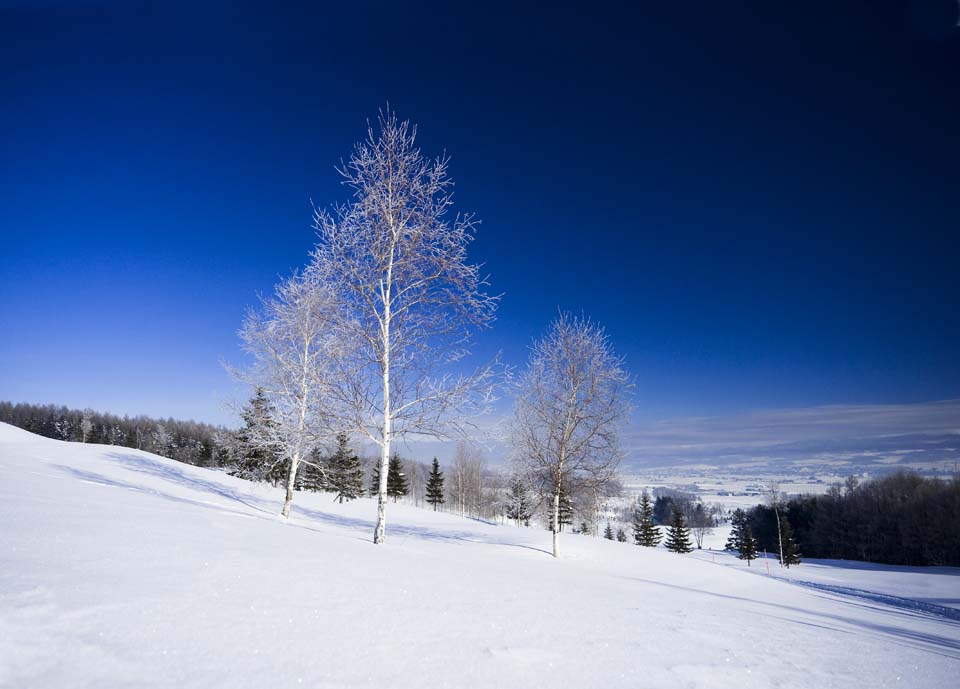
(2, 422), (958, 688)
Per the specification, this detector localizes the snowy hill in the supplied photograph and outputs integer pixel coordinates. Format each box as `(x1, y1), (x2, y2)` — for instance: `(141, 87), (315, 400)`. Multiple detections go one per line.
(1, 422), (958, 688)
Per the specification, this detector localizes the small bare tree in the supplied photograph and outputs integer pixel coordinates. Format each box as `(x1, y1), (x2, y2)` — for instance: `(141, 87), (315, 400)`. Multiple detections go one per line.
(233, 271), (343, 518)
(310, 110), (499, 544)
(512, 312), (631, 558)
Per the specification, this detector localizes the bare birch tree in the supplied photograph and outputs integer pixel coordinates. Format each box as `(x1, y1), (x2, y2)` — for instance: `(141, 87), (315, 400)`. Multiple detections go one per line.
(234, 271), (343, 518)
(310, 110), (499, 544)
(512, 312), (630, 558)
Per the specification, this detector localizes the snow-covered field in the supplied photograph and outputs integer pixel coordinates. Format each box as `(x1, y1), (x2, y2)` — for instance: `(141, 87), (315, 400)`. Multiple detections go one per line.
(2, 422), (958, 688)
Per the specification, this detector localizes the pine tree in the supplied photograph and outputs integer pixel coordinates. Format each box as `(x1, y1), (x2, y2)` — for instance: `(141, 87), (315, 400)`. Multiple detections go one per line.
(329, 433), (363, 503)
(232, 388), (280, 482)
(386, 454), (409, 502)
(664, 507), (694, 554)
(616, 528), (627, 542)
(739, 523), (758, 566)
(369, 462), (381, 497)
(778, 515), (801, 567)
(632, 493), (661, 547)
(725, 508), (747, 552)
(557, 483), (574, 532)
(505, 476), (533, 526)
(603, 522), (615, 540)
(425, 458), (445, 511)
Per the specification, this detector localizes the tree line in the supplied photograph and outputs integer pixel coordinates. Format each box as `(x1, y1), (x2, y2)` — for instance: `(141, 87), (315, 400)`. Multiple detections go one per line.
(0, 400), (232, 467)
(738, 473), (960, 567)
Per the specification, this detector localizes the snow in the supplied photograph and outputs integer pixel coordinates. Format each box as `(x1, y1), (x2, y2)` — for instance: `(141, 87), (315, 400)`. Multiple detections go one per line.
(1, 421), (958, 688)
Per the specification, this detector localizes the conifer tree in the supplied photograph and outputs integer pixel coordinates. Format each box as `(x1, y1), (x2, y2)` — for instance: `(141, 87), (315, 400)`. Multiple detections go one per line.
(725, 508), (748, 552)
(550, 482), (574, 532)
(299, 448), (328, 492)
(329, 433), (363, 503)
(778, 515), (801, 567)
(369, 462), (381, 497)
(604, 522), (615, 540)
(505, 476), (533, 526)
(425, 458), (445, 511)
(232, 388), (280, 482)
(616, 528), (627, 542)
(739, 523), (758, 566)
(664, 507), (694, 554)
(632, 493), (661, 547)
(386, 454), (409, 502)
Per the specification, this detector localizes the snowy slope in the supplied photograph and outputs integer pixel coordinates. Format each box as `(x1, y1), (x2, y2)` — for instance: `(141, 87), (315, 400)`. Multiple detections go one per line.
(1, 422), (958, 689)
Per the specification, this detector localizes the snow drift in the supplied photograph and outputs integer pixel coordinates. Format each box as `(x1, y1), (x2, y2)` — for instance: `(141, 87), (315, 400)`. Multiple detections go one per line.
(1, 422), (957, 688)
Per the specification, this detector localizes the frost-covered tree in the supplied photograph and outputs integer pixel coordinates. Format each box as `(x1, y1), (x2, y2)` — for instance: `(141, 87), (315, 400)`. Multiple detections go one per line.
(425, 458), (445, 511)
(80, 409), (94, 443)
(505, 476), (534, 527)
(616, 528), (628, 543)
(310, 110), (499, 544)
(664, 508), (694, 554)
(632, 492), (661, 547)
(512, 312), (630, 557)
(234, 271), (344, 518)
(603, 522), (615, 540)
(232, 388), (280, 481)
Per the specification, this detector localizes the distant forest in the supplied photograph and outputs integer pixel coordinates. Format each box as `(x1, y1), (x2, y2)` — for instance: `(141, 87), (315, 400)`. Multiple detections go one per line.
(743, 473), (960, 567)
(0, 400), (232, 467)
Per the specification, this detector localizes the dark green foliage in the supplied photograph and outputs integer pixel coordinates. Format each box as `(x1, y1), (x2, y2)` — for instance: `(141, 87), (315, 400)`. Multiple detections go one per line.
(739, 524), (758, 565)
(299, 449), (329, 492)
(604, 522), (614, 540)
(369, 461), (381, 497)
(779, 514), (801, 567)
(616, 528), (627, 542)
(425, 458), (445, 511)
(549, 482), (574, 532)
(725, 508), (748, 552)
(328, 433), (364, 503)
(664, 508), (694, 554)
(386, 454), (409, 501)
(632, 493), (662, 547)
(739, 471), (960, 566)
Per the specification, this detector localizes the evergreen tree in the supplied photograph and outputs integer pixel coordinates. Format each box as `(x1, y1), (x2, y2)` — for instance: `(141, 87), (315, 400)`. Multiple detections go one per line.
(739, 523), (758, 566)
(725, 508), (748, 552)
(557, 483), (574, 532)
(778, 515), (801, 567)
(505, 476), (533, 526)
(386, 454), (409, 502)
(299, 448), (328, 492)
(664, 507), (694, 554)
(232, 388), (280, 482)
(369, 462), (381, 497)
(425, 458), (445, 511)
(603, 522), (615, 540)
(632, 493), (662, 547)
(329, 433), (364, 503)
(616, 528), (627, 542)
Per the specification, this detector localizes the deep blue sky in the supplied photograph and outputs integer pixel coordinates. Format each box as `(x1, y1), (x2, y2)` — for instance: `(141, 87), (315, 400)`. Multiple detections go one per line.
(2, 1), (959, 431)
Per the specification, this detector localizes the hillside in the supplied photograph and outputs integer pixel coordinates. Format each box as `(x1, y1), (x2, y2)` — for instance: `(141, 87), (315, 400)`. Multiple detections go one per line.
(1, 422), (957, 688)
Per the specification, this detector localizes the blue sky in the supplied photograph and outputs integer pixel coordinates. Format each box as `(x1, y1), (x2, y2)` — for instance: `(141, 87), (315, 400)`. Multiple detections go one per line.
(1, 2), (958, 466)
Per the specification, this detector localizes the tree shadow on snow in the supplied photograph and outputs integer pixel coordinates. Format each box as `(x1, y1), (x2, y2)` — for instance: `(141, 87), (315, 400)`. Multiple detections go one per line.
(53, 453), (554, 558)
(622, 576), (960, 660)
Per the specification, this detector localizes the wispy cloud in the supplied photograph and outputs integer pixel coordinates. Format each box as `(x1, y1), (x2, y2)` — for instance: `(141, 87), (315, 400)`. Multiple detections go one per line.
(623, 399), (960, 472)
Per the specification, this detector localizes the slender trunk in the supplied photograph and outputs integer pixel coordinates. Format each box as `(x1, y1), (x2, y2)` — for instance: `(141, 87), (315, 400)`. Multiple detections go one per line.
(552, 490), (560, 558)
(281, 451), (300, 518)
(373, 299), (391, 544)
(774, 506), (784, 566)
